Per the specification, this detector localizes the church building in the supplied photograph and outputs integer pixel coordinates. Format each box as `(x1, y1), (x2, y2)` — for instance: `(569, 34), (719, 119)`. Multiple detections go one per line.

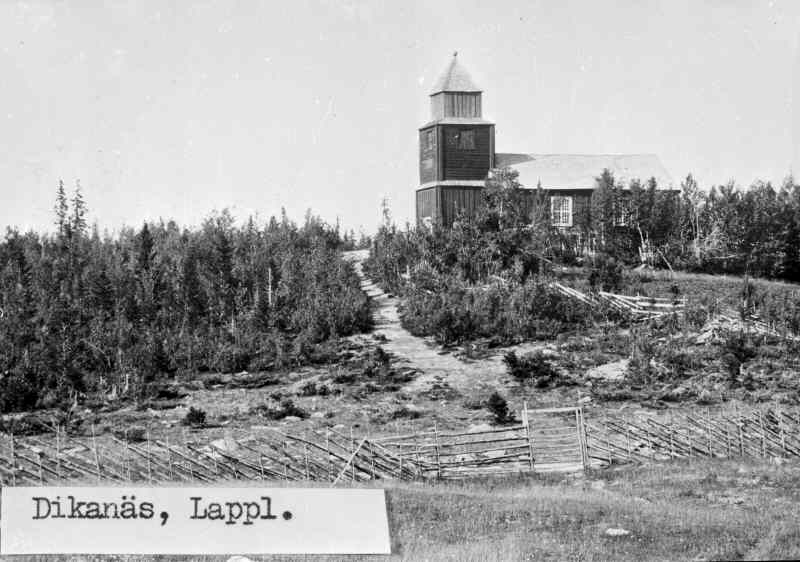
(416, 54), (675, 226)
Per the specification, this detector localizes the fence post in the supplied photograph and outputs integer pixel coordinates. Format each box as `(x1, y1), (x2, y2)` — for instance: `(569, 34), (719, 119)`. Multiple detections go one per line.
(350, 427), (356, 482)
(55, 424), (62, 480)
(146, 427), (153, 483)
(778, 407), (787, 456)
(523, 402), (535, 471)
(325, 429), (332, 481)
(91, 422), (101, 482)
(573, 407), (583, 470)
(165, 434), (174, 481)
(414, 432), (421, 481)
(369, 441), (376, 480)
(37, 451), (43, 484)
(303, 430), (310, 480)
(433, 422), (442, 480)
(10, 431), (17, 486)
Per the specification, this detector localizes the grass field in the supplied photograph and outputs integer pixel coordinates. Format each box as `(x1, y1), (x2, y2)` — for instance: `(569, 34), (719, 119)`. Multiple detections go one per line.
(6, 457), (800, 562)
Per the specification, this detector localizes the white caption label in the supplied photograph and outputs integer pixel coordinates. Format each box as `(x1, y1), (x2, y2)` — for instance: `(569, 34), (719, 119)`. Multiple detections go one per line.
(0, 487), (391, 555)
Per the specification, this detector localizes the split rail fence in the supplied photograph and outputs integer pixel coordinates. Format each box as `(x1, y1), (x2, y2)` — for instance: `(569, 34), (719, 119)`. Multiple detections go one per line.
(1, 405), (798, 486)
(586, 406), (800, 463)
(550, 282), (686, 320)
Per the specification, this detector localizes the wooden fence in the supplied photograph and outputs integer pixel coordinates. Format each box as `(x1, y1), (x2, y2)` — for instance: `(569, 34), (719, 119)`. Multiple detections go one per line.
(585, 406), (800, 463)
(0, 406), (592, 485)
(550, 282), (685, 320)
(2, 405), (797, 486)
(372, 404), (591, 478)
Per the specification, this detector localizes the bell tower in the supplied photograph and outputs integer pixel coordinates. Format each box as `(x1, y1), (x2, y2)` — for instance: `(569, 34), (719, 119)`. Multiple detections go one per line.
(416, 53), (495, 225)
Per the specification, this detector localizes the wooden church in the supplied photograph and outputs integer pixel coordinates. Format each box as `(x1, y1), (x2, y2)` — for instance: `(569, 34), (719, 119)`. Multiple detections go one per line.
(416, 54), (674, 226)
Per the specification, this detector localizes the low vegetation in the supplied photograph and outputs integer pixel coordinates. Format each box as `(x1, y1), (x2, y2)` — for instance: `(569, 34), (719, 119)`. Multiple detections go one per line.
(366, 168), (800, 408)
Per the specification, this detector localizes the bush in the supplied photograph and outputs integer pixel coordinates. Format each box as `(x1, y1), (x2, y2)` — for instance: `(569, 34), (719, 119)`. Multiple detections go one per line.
(253, 399), (308, 420)
(503, 350), (560, 388)
(113, 425), (147, 443)
(721, 331), (757, 386)
(0, 371), (40, 413)
(400, 276), (593, 346)
(182, 406), (207, 427)
(298, 380), (331, 397)
(588, 254), (623, 292)
(390, 404), (423, 419)
(486, 391), (514, 424)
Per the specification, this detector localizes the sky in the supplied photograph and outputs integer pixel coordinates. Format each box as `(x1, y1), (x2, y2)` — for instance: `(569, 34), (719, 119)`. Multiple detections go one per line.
(2, 0), (800, 234)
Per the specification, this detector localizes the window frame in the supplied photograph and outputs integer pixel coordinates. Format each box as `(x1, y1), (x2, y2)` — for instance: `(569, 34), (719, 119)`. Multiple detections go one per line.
(426, 130), (436, 150)
(550, 195), (573, 227)
(458, 129), (475, 150)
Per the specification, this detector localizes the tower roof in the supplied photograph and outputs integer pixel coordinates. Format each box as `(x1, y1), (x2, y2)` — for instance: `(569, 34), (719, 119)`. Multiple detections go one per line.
(430, 53), (482, 95)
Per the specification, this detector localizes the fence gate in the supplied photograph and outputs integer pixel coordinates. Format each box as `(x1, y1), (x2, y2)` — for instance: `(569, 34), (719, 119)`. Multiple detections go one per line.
(523, 404), (589, 472)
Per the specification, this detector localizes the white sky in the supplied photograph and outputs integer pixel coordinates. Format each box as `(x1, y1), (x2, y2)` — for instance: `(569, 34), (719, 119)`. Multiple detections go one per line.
(1, 0), (800, 233)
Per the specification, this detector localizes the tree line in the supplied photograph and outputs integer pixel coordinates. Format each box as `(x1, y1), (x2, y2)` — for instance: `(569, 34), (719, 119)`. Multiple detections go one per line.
(368, 168), (800, 292)
(0, 182), (371, 413)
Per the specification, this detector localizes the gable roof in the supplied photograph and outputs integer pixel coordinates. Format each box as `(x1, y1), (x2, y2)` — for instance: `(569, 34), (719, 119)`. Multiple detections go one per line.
(494, 153), (675, 190)
(431, 53), (482, 95)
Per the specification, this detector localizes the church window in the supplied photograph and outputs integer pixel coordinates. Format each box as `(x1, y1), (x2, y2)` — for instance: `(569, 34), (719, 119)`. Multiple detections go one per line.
(550, 196), (573, 227)
(458, 129), (475, 149)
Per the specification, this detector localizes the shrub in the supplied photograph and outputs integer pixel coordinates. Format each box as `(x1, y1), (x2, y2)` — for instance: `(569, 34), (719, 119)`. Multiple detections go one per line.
(503, 350), (560, 388)
(720, 331), (757, 386)
(588, 254), (623, 292)
(390, 404), (423, 419)
(486, 391), (514, 424)
(113, 425), (147, 443)
(253, 399), (308, 420)
(0, 371), (40, 413)
(298, 380), (331, 397)
(182, 406), (207, 427)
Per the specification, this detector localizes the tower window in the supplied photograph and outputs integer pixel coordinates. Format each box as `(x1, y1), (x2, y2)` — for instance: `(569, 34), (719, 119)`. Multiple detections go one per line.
(550, 195), (573, 227)
(426, 130), (435, 150)
(458, 130), (475, 150)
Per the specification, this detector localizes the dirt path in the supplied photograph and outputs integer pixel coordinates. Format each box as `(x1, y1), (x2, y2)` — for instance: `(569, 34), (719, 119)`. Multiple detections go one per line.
(343, 250), (546, 395)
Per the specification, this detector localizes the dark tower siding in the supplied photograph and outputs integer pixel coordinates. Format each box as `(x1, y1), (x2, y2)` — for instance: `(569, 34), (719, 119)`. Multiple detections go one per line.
(440, 186), (484, 226)
(419, 126), (438, 184)
(416, 187), (439, 223)
(442, 125), (493, 180)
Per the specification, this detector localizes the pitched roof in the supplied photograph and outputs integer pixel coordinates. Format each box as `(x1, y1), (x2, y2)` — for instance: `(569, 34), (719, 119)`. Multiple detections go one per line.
(430, 53), (481, 95)
(494, 153), (675, 190)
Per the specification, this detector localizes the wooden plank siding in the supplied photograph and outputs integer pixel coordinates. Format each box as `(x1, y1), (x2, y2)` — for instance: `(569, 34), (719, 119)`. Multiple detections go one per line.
(430, 92), (482, 119)
(417, 187), (596, 229)
(442, 125), (494, 181)
(419, 126), (438, 184)
(440, 186), (484, 226)
(416, 187), (439, 223)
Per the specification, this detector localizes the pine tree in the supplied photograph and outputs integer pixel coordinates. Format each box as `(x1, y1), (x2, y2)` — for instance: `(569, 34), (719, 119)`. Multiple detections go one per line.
(70, 181), (88, 238)
(54, 180), (69, 239)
